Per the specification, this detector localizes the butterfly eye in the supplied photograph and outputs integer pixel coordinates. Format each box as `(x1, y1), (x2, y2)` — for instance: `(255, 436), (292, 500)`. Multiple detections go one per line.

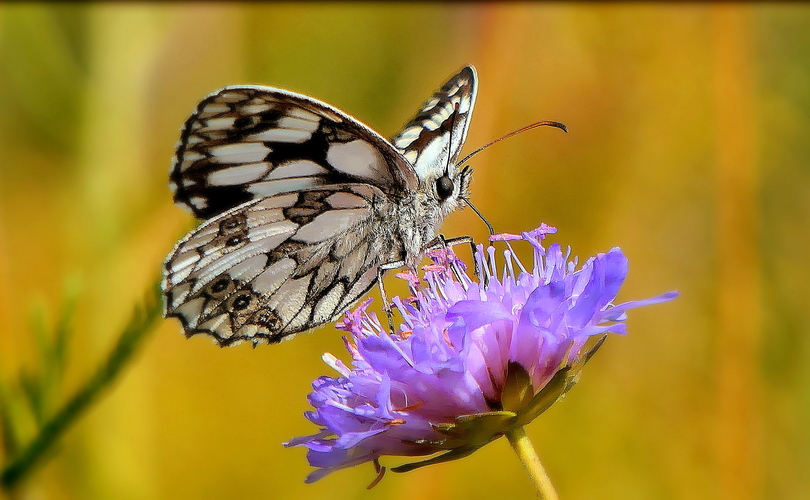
(436, 175), (454, 201)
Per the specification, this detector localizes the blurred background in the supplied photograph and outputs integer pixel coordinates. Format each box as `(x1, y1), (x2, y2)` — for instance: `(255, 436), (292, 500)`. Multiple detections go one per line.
(0, 3), (808, 499)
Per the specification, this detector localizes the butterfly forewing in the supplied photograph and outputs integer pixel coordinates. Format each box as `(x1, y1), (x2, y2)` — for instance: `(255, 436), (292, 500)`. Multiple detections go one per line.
(163, 66), (479, 346)
(170, 86), (417, 220)
(392, 66), (477, 178)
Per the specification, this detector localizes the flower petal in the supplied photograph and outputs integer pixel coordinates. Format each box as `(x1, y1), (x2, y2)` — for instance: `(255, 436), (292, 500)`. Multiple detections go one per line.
(289, 224), (678, 483)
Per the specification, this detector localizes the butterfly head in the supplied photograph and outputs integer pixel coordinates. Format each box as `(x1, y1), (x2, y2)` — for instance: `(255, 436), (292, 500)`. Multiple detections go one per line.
(392, 65), (478, 218)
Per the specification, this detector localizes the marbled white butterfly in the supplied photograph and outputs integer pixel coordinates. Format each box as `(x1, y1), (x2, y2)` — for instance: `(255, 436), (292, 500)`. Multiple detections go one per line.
(162, 66), (478, 346)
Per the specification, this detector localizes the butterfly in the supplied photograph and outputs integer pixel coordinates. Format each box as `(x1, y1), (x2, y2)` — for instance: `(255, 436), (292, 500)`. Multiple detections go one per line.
(162, 66), (478, 346)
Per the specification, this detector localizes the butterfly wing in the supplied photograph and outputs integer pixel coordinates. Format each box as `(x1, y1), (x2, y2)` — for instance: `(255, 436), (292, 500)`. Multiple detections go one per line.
(164, 67), (480, 346)
(163, 184), (402, 346)
(392, 65), (478, 180)
(170, 85), (418, 220)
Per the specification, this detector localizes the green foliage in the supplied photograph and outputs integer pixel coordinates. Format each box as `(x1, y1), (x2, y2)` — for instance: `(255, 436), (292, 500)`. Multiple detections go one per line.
(0, 280), (162, 492)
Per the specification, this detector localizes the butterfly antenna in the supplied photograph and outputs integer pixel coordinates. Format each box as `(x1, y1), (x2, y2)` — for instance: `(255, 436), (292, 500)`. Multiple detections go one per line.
(465, 199), (495, 236)
(456, 120), (568, 167)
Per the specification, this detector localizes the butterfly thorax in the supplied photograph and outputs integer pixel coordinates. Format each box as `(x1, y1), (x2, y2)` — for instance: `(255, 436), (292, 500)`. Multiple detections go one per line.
(391, 192), (440, 268)
(393, 166), (471, 268)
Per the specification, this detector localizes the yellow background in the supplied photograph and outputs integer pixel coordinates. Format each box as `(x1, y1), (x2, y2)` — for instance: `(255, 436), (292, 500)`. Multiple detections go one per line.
(1, 3), (807, 499)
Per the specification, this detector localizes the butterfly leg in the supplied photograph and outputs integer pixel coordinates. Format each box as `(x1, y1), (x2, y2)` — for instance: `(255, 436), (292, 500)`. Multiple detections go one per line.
(428, 234), (486, 285)
(377, 260), (405, 334)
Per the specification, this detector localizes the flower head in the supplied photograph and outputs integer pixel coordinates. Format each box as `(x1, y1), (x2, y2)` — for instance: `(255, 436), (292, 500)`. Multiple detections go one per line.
(286, 225), (677, 483)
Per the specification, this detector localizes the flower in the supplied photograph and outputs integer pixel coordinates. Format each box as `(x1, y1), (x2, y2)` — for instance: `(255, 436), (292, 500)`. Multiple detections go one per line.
(286, 225), (678, 484)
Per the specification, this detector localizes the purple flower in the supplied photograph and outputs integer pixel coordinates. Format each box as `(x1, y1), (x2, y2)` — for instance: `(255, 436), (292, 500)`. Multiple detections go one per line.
(286, 225), (678, 483)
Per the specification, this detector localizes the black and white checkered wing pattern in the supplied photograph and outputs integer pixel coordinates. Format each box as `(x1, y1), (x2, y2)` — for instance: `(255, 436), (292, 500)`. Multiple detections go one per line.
(163, 66), (479, 347)
(392, 65), (478, 181)
(164, 184), (401, 346)
(170, 86), (418, 220)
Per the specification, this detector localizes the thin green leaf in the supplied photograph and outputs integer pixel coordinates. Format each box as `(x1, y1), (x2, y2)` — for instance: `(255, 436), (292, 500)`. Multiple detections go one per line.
(0, 279), (162, 492)
(0, 373), (21, 457)
(18, 369), (43, 425)
(52, 277), (80, 380)
(517, 367), (573, 427)
(391, 446), (479, 474)
(501, 362), (535, 413)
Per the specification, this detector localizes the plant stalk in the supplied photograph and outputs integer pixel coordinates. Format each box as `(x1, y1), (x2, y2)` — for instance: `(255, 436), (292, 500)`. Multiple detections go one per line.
(506, 426), (558, 499)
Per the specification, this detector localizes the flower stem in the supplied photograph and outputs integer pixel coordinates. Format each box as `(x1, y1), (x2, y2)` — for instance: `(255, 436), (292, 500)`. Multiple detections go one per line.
(506, 426), (558, 499)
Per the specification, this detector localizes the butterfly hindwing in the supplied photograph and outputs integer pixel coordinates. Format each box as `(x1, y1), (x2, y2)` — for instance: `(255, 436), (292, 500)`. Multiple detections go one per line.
(164, 184), (403, 345)
(170, 85), (418, 220)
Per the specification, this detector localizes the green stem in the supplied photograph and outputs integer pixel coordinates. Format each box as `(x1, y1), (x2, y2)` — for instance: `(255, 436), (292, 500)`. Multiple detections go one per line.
(506, 426), (558, 500)
(0, 284), (162, 491)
